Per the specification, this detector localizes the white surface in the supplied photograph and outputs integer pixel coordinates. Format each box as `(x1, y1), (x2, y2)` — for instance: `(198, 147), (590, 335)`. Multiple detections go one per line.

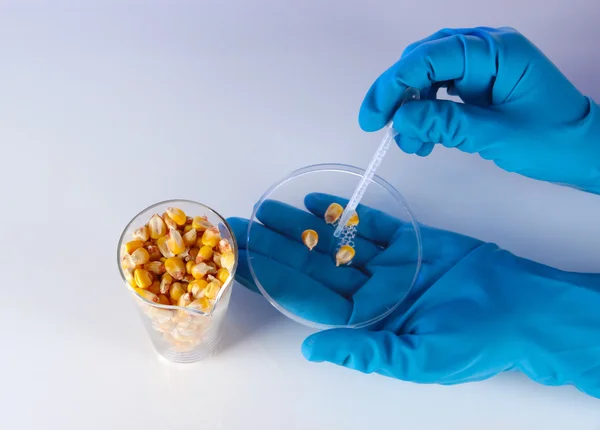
(1, 1), (599, 429)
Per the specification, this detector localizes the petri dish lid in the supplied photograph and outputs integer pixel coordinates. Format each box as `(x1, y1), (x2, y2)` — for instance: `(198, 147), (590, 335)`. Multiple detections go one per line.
(246, 163), (422, 330)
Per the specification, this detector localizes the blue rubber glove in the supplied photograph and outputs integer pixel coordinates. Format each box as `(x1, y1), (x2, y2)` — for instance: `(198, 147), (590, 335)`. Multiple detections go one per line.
(228, 194), (600, 398)
(359, 27), (600, 194)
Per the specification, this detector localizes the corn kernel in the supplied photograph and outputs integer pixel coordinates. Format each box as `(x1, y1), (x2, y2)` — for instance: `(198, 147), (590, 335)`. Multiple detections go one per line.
(144, 261), (165, 275)
(135, 288), (159, 303)
(169, 282), (185, 303)
(166, 207), (187, 226)
(121, 254), (135, 270)
(162, 212), (178, 230)
(183, 274), (195, 283)
(201, 226), (221, 247)
(133, 225), (150, 242)
(346, 211), (359, 226)
(146, 244), (162, 261)
(124, 267), (136, 287)
(325, 203), (344, 224)
(195, 245), (213, 263)
(178, 292), (193, 307)
(159, 257), (166, 263)
(192, 262), (216, 279)
(216, 268), (230, 284)
(148, 280), (161, 295)
(192, 216), (211, 232)
(148, 214), (167, 239)
(186, 216), (193, 225)
(130, 247), (150, 266)
(157, 236), (175, 259)
(188, 297), (210, 312)
(221, 251), (235, 272)
(164, 257), (185, 280)
(124, 240), (144, 254)
(190, 279), (209, 298)
(183, 224), (193, 234)
(182, 228), (197, 247)
(188, 247), (199, 262)
(213, 252), (222, 267)
(134, 268), (153, 289)
(217, 239), (232, 254)
(160, 273), (173, 294)
(335, 245), (355, 266)
(301, 229), (318, 251)
(204, 281), (221, 299)
(166, 229), (186, 255)
(157, 294), (170, 306)
(186, 260), (195, 275)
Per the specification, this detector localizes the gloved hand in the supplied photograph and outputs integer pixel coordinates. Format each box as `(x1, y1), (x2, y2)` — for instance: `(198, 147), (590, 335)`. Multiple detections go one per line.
(228, 193), (600, 398)
(359, 27), (600, 194)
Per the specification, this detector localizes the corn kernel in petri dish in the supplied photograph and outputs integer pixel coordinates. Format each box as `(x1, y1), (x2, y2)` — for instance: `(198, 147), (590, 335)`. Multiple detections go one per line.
(157, 294), (170, 306)
(144, 261), (165, 275)
(124, 240), (145, 254)
(130, 247), (150, 266)
(301, 229), (318, 251)
(135, 288), (159, 303)
(182, 228), (197, 247)
(203, 281), (221, 299)
(191, 262), (215, 279)
(166, 207), (187, 226)
(182, 274), (195, 284)
(183, 224), (193, 234)
(335, 245), (355, 267)
(133, 225), (150, 242)
(178, 292), (193, 307)
(148, 214), (167, 239)
(162, 212), (179, 230)
(160, 273), (173, 294)
(189, 296), (210, 312)
(216, 268), (230, 284)
(212, 252), (222, 267)
(134, 268), (153, 289)
(324, 203), (344, 224)
(146, 244), (162, 261)
(169, 282), (185, 303)
(185, 260), (195, 275)
(190, 279), (208, 298)
(166, 229), (186, 255)
(157, 236), (175, 259)
(148, 281), (161, 295)
(188, 247), (199, 262)
(346, 211), (359, 226)
(217, 239), (232, 254)
(221, 251), (235, 272)
(121, 254), (136, 270)
(124, 267), (136, 287)
(201, 226), (221, 247)
(164, 257), (186, 280)
(195, 245), (213, 263)
(192, 216), (211, 232)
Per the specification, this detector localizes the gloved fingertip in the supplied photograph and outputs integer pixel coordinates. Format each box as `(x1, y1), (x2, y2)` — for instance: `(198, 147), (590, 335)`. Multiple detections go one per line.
(394, 135), (423, 154)
(416, 142), (435, 157)
(301, 335), (320, 361)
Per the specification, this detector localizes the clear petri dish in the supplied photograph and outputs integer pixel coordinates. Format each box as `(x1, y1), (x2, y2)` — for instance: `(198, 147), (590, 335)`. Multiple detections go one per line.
(246, 163), (422, 330)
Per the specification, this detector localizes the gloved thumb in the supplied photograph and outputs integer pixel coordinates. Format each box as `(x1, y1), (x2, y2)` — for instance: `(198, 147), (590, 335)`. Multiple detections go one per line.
(392, 99), (503, 157)
(301, 328), (421, 380)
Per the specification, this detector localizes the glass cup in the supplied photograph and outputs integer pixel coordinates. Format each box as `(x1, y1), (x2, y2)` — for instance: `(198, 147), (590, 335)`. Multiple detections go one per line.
(117, 199), (238, 363)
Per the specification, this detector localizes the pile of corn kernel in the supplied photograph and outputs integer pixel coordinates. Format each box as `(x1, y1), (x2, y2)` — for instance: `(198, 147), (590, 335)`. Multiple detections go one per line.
(120, 207), (235, 313)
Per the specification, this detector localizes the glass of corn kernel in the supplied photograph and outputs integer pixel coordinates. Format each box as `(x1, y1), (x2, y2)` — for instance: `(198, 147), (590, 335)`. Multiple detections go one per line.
(117, 199), (238, 363)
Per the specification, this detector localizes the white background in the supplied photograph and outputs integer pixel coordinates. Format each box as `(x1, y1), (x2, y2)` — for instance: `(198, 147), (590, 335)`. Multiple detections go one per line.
(0, 0), (599, 429)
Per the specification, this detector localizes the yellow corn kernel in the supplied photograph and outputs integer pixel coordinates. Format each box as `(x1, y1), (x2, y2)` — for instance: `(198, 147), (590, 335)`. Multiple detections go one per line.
(157, 236), (175, 258)
(217, 239), (232, 254)
(146, 244), (162, 261)
(335, 245), (355, 266)
(195, 245), (213, 263)
(201, 226), (221, 247)
(159, 257), (166, 263)
(216, 268), (230, 284)
(135, 288), (159, 303)
(301, 229), (318, 251)
(130, 247), (150, 266)
(191, 262), (216, 279)
(169, 282), (185, 303)
(134, 268), (153, 289)
(203, 280), (221, 300)
(164, 257), (185, 280)
(183, 274), (195, 284)
(192, 216), (211, 232)
(124, 240), (144, 254)
(148, 214), (167, 239)
(346, 211), (359, 227)
(325, 203), (344, 224)
(185, 260), (195, 275)
(157, 294), (170, 306)
(166, 207), (187, 226)
(221, 251), (235, 272)
(182, 228), (197, 247)
(178, 292), (193, 307)
(144, 261), (165, 275)
(121, 254), (135, 270)
(188, 297), (210, 312)
(133, 225), (150, 242)
(159, 273), (173, 294)
(166, 229), (186, 255)
(162, 212), (178, 230)
(190, 279), (209, 298)
(188, 247), (199, 262)
(148, 280), (161, 295)
(212, 252), (222, 267)
(124, 267), (136, 287)
(183, 224), (193, 234)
